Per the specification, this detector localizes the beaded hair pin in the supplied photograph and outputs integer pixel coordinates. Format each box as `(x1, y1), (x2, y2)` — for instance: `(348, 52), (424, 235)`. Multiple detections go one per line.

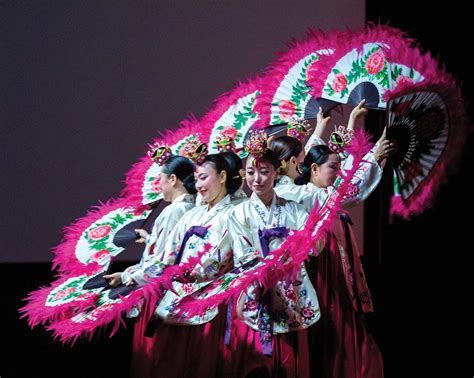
(147, 143), (173, 166)
(215, 132), (236, 153)
(244, 129), (268, 167)
(328, 125), (353, 154)
(287, 118), (310, 142)
(181, 135), (208, 165)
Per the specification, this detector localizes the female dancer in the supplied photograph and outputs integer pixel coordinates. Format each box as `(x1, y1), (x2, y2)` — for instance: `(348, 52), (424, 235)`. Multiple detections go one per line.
(196, 151), (247, 206)
(271, 100), (385, 211)
(227, 130), (319, 377)
(131, 152), (242, 378)
(271, 105), (397, 377)
(104, 149), (196, 287)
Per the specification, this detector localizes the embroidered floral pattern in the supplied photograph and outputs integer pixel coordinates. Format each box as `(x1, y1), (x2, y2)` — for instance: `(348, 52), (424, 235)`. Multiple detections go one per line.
(323, 45), (423, 107)
(46, 275), (100, 305)
(271, 54), (318, 125)
(211, 91), (260, 158)
(79, 208), (151, 265)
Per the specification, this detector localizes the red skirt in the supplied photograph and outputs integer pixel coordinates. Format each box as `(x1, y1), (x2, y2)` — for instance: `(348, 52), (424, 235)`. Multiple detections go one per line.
(305, 236), (384, 378)
(226, 314), (311, 378)
(130, 302), (230, 378)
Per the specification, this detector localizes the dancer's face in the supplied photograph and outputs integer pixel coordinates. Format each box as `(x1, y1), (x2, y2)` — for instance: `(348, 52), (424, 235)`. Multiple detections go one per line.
(311, 153), (340, 188)
(158, 169), (174, 202)
(195, 162), (227, 204)
(245, 158), (279, 197)
(287, 149), (305, 180)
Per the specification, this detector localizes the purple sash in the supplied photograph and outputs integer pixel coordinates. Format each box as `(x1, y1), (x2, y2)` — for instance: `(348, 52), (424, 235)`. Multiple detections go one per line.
(257, 226), (288, 356)
(174, 225), (208, 265)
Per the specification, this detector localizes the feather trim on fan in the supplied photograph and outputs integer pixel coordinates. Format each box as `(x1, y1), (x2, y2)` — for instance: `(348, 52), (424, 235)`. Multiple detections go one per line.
(52, 199), (150, 274)
(308, 24), (442, 109)
(254, 28), (340, 129)
(386, 80), (468, 218)
(201, 78), (262, 158)
(19, 268), (108, 328)
(121, 116), (202, 206)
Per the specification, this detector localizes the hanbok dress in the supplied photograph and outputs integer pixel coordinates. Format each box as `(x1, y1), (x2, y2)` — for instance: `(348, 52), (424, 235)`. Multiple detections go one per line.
(227, 192), (319, 378)
(274, 144), (385, 377)
(131, 194), (235, 378)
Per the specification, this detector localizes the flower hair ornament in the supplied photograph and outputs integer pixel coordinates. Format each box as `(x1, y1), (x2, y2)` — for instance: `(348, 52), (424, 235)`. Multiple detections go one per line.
(147, 142), (173, 166)
(328, 125), (353, 154)
(244, 129), (268, 167)
(181, 134), (208, 165)
(287, 118), (310, 142)
(215, 130), (237, 153)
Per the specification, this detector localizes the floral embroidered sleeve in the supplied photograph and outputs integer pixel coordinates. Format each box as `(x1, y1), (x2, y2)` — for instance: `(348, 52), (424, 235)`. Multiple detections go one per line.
(337, 144), (383, 208)
(121, 204), (192, 285)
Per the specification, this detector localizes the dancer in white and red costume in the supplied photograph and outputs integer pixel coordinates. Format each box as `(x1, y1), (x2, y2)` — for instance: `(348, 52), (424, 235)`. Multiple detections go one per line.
(131, 152), (241, 378)
(270, 102), (397, 378)
(226, 130), (319, 377)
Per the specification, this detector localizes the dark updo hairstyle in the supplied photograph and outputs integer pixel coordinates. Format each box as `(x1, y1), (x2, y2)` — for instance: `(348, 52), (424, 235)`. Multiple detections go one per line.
(221, 152), (243, 194)
(161, 156), (197, 194)
(199, 153), (241, 195)
(246, 148), (281, 171)
(269, 136), (303, 175)
(294, 145), (336, 186)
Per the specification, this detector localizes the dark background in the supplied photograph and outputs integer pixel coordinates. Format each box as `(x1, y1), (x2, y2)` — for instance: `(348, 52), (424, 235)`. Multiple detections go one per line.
(1, 0), (471, 376)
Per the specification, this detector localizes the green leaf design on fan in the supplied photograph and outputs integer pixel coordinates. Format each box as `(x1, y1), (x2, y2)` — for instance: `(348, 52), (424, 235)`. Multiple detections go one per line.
(233, 99), (258, 131)
(324, 46), (390, 100)
(212, 91), (260, 152)
(147, 192), (160, 201)
(47, 276), (90, 304)
(271, 55), (318, 124)
(83, 211), (148, 254)
(391, 65), (403, 82)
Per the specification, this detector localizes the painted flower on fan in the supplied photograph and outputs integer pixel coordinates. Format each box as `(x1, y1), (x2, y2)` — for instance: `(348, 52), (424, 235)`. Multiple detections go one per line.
(181, 135), (208, 165)
(227, 277), (242, 289)
(366, 49), (385, 75)
(90, 249), (111, 262)
(278, 100), (297, 120)
(88, 225), (112, 240)
(147, 142), (173, 166)
(328, 125), (353, 154)
(331, 73), (348, 93)
(287, 118), (310, 141)
(52, 287), (76, 301)
(151, 177), (161, 192)
(90, 303), (115, 316)
(221, 126), (238, 140)
(395, 75), (413, 86)
(76, 292), (94, 301)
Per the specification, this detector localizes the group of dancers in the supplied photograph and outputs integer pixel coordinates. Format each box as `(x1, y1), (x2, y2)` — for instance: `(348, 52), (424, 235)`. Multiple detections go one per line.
(104, 100), (397, 378)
